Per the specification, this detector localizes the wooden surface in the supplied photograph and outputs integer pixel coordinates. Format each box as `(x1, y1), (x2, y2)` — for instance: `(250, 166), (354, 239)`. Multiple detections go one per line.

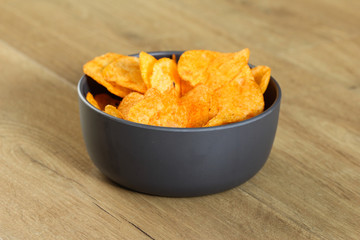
(1, 0), (359, 239)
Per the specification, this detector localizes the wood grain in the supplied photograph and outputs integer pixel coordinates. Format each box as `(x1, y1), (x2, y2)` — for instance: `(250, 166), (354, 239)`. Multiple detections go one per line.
(1, 0), (359, 239)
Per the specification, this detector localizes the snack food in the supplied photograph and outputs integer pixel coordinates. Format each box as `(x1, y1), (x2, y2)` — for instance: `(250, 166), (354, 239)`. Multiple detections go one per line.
(83, 49), (271, 128)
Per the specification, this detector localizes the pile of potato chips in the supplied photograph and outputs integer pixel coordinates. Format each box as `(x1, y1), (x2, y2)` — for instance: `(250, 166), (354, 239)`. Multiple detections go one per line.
(83, 49), (271, 128)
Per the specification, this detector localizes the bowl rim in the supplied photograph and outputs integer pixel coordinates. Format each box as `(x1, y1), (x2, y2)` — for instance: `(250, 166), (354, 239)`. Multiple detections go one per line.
(78, 51), (281, 133)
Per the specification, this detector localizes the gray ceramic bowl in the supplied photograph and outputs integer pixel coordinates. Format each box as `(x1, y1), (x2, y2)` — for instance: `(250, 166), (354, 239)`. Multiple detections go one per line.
(78, 51), (281, 197)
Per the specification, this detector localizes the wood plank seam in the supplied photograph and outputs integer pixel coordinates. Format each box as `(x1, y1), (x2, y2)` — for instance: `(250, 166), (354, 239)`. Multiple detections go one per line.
(93, 202), (155, 240)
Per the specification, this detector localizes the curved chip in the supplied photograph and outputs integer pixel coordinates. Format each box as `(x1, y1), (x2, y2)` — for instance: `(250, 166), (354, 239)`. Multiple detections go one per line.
(139, 51), (157, 89)
(251, 65), (271, 94)
(83, 53), (132, 97)
(86, 92), (101, 110)
(104, 104), (123, 119)
(206, 48), (251, 91)
(83, 52), (124, 82)
(94, 93), (120, 110)
(205, 76), (264, 127)
(180, 79), (194, 97)
(180, 84), (211, 128)
(126, 88), (165, 125)
(103, 56), (147, 94)
(118, 92), (144, 119)
(149, 94), (188, 128)
(177, 50), (219, 94)
(150, 58), (181, 97)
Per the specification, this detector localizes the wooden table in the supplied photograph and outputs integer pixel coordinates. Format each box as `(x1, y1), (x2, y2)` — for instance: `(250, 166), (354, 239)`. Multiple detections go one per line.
(1, 0), (359, 239)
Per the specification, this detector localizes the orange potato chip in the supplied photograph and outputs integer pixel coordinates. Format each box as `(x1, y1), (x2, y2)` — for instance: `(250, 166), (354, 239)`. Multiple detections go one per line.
(94, 93), (120, 110)
(180, 78), (194, 97)
(177, 50), (219, 93)
(251, 65), (271, 94)
(180, 84), (211, 128)
(104, 104), (123, 119)
(83, 52), (123, 82)
(206, 48), (251, 91)
(236, 63), (254, 82)
(139, 51), (157, 89)
(118, 92), (144, 119)
(104, 82), (133, 98)
(86, 91), (120, 111)
(149, 94), (188, 128)
(208, 92), (219, 120)
(86, 92), (101, 110)
(103, 56), (147, 94)
(143, 87), (163, 98)
(126, 88), (165, 125)
(83, 53), (133, 98)
(150, 58), (181, 97)
(205, 76), (264, 127)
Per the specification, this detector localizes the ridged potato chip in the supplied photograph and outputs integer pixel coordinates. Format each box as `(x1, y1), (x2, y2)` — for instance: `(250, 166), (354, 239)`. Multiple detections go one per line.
(139, 51), (157, 89)
(83, 53), (132, 97)
(103, 56), (147, 94)
(205, 76), (264, 127)
(150, 58), (181, 97)
(251, 65), (271, 94)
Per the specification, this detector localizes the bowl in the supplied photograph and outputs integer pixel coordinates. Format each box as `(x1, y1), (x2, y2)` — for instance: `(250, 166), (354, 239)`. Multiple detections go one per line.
(77, 51), (281, 197)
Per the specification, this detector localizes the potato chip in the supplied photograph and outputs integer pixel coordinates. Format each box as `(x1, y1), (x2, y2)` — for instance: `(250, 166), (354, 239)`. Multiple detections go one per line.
(149, 94), (188, 128)
(103, 56), (147, 93)
(180, 84), (211, 128)
(86, 92), (101, 110)
(208, 92), (219, 120)
(139, 51), (157, 89)
(83, 53), (123, 82)
(251, 65), (271, 94)
(177, 50), (219, 93)
(118, 92), (144, 119)
(180, 79), (194, 97)
(205, 76), (264, 127)
(206, 48), (251, 91)
(94, 93), (120, 110)
(83, 53), (132, 97)
(104, 104), (123, 118)
(236, 64), (254, 81)
(150, 58), (181, 97)
(143, 87), (163, 98)
(105, 82), (133, 98)
(126, 88), (165, 125)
